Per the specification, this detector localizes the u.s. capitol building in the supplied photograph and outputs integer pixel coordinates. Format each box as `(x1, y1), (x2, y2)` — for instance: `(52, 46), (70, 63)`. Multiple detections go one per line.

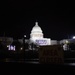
(29, 22), (51, 46)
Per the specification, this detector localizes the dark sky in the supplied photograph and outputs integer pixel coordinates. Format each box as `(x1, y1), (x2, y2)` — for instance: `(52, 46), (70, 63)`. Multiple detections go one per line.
(0, 0), (75, 40)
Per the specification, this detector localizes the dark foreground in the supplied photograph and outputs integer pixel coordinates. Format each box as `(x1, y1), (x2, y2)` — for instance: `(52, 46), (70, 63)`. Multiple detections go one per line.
(0, 50), (75, 74)
(0, 62), (75, 75)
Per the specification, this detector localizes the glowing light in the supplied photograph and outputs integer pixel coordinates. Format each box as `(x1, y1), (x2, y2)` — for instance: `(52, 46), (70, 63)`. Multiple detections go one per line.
(8, 45), (15, 51)
(65, 40), (69, 44)
(24, 35), (26, 37)
(73, 36), (75, 39)
(35, 39), (51, 45)
(20, 47), (23, 50)
(7, 45), (9, 47)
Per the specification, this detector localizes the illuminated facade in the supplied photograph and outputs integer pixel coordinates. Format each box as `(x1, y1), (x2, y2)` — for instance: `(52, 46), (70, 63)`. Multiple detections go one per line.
(30, 22), (51, 46)
(30, 22), (43, 42)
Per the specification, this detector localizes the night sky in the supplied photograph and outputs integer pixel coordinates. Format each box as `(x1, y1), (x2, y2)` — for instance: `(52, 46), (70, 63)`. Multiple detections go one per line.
(0, 0), (75, 40)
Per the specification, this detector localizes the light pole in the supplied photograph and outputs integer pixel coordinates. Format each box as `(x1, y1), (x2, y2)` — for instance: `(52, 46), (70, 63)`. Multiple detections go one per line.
(23, 35), (26, 61)
(23, 35), (26, 51)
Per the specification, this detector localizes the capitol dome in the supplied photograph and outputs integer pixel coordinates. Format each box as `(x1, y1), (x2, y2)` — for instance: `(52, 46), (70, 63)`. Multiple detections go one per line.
(31, 22), (43, 33)
(30, 22), (44, 42)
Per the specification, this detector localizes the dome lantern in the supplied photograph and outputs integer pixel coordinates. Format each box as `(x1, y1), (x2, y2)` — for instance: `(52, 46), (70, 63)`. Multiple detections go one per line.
(35, 22), (38, 26)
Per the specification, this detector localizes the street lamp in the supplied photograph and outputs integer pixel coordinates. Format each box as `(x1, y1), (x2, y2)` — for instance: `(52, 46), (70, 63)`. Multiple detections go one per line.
(23, 35), (26, 61)
(23, 35), (26, 51)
